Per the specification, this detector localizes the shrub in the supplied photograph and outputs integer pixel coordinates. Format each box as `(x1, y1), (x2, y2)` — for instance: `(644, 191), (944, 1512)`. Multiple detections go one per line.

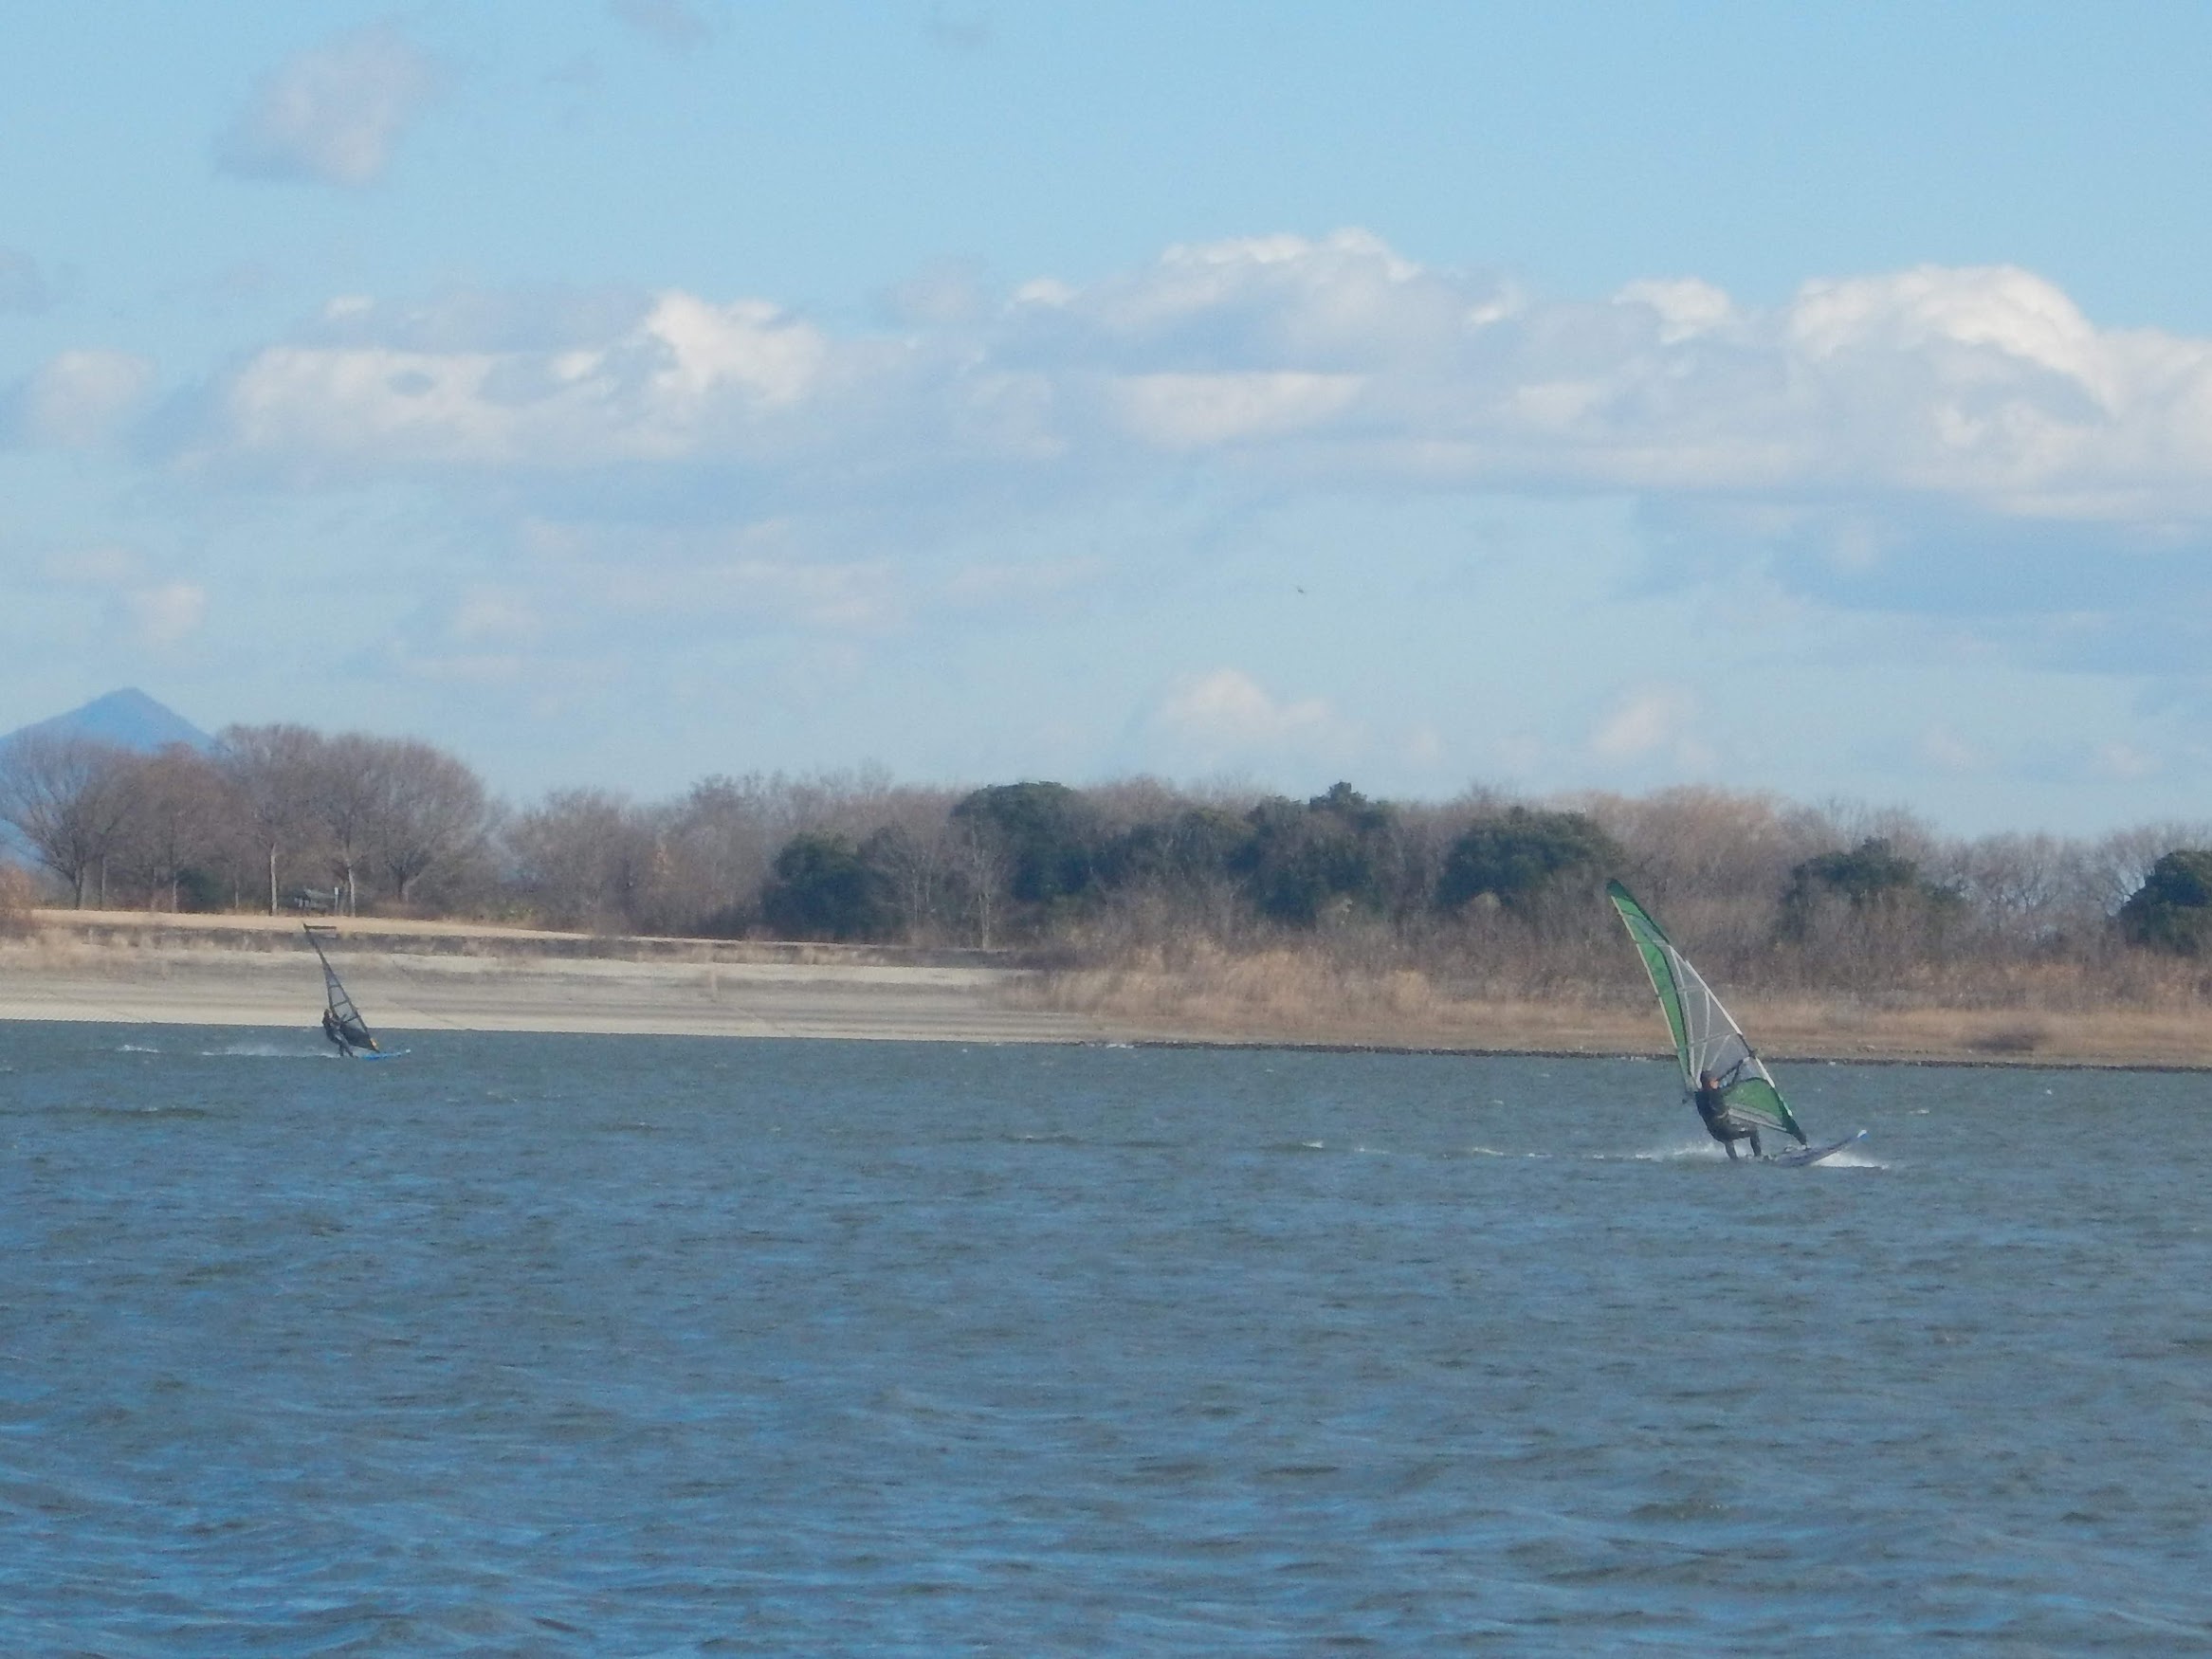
(1435, 808), (1622, 914)
(2118, 849), (2212, 956)
(759, 831), (895, 941)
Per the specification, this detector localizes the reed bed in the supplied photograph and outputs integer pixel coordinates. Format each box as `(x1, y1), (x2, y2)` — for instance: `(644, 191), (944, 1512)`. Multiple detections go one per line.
(1027, 939), (2212, 1066)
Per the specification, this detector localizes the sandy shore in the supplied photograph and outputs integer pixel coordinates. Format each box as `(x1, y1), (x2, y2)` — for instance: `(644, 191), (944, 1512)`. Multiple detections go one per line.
(4, 911), (2211, 1066)
(0, 913), (1111, 1045)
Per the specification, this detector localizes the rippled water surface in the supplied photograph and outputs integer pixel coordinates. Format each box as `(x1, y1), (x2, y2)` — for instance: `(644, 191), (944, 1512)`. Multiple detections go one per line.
(2, 1024), (2208, 1654)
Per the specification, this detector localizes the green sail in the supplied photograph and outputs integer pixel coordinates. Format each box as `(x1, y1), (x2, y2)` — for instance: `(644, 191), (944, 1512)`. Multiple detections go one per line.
(1606, 880), (1803, 1143)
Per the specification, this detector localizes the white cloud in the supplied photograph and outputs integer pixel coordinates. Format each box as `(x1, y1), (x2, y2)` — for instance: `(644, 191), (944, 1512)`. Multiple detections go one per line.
(217, 26), (439, 189)
(1591, 684), (1709, 768)
(30, 545), (207, 648)
(1789, 265), (2104, 384)
(1614, 277), (1735, 344)
(2091, 741), (2159, 781)
(1918, 725), (1987, 773)
(1402, 724), (1448, 769)
(10, 350), (155, 447)
(121, 581), (208, 647)
(449, 586), (542, 645)
(171, 235), (2212, 592)
(1144, 668), (1360, 772)
(641, 293), (830, 409)
(202, 290), (842, 472)
(1108, 371), (1362, 448)
(176, 235), (2212, 513)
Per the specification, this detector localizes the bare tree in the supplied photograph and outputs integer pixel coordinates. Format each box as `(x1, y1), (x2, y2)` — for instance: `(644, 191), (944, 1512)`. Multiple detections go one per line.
(216, 723), (330, 914)
(372, 738), (490, 906)
(506, 788), (664, 931)
(945, 816), (1015, 949)
(1927, 832), (2104, 947)
(655, 775), (784, 934)
(299, 733), (391, 915)
(864, 820), (951, 943)
(0, 733), (140, 907)
(119, 745), (232, 911)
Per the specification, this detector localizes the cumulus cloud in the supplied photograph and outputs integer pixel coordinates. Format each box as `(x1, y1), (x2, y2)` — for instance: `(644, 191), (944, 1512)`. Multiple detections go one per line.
(1918, 726), (1987, 773)
(1591, 684), (1710, 769)
(193, 289), (849, 473)
(174, 233), (2212, 526)
(2092, 741), (2159, 781)
(30, 546), (208, 647)
(448, 585), (543, 646)
(123, 582), (210, 647)
(161, 232), (2212, 683)
(1107, 372), (1362, 448)
(217, 25), (440, 188)
(1143, 668), (1361, 771)
(1613, 277), (1734, 344)
(6, 350), (156, 447)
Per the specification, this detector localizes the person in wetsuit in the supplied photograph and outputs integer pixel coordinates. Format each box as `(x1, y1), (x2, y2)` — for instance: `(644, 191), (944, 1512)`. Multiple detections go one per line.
(320, 1007), (376, 1055)
(1693, 1067), (1763, 1160)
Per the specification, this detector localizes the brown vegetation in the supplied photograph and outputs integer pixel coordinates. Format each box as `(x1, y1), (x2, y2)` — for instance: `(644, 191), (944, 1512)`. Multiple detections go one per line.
(9, 720), (2212, 1056)
(0, 862), (37, 938)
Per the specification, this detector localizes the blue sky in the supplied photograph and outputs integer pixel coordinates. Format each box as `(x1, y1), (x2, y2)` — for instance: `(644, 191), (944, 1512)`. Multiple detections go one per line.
(8, 2), (2212, 832)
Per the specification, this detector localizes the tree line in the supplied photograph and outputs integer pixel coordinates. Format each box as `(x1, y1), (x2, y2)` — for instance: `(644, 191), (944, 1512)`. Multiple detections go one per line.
(7, 721), (2212, 1000)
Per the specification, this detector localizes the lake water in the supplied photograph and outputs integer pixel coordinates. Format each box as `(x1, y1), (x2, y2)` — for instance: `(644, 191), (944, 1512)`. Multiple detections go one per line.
(1, 1024), (2207, 1655)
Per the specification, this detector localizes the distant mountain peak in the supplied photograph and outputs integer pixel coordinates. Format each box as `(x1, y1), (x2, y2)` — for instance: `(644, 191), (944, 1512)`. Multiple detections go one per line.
(2, 688), (213, 755)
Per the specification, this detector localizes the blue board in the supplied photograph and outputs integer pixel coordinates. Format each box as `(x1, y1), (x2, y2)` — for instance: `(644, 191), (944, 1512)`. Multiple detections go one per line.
(1766, 1129), (1868, 1167)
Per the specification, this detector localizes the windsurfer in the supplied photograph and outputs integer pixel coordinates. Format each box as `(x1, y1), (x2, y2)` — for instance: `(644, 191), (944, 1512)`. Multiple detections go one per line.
(320, 1006), (375, 1055)
(1693, 1068), (1763, 1160)
(306, 923), (381, 1056)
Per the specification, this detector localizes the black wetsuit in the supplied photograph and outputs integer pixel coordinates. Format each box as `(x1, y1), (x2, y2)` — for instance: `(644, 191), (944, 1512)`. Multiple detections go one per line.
(322, 1009), (373, 1055)
(1693, 1081), (1763, 1159)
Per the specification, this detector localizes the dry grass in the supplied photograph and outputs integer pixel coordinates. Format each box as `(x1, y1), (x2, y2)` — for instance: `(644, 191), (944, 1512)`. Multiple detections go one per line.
(1027, 939), (2212, 1066)
(1027, 941), (1663, 1052)
(0, 866), (39, 939)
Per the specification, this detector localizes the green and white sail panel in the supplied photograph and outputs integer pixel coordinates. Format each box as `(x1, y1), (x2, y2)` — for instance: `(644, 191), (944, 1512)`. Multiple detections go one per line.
(1606, 880), (1803, 1143)
(303, 924), (378, 1051)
